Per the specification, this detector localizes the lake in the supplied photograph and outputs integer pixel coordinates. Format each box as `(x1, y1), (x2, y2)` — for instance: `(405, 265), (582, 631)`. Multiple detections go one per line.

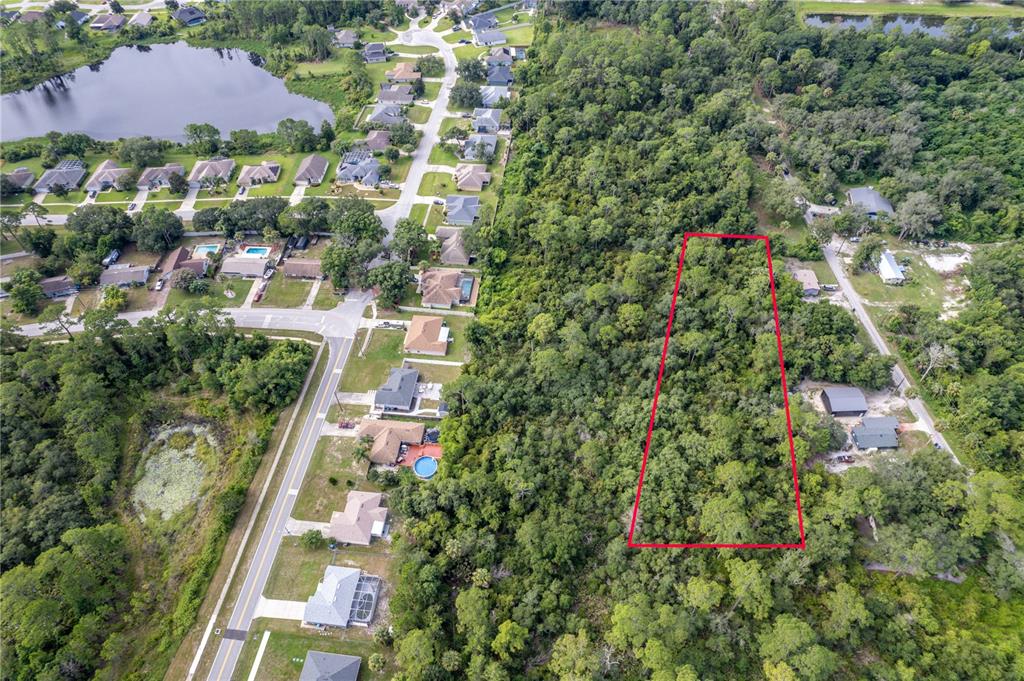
(1, 41), (334, 142)
(804, 13), (1021, 38)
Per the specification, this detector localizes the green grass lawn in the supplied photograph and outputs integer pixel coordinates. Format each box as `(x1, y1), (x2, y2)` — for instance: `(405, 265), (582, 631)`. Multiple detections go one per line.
(794, 0), (1024, 17)
(263, 541), (336, 601)
(292, 436), (372, 522)
(404, 360), (463, 384)
(255, 271), (312, 308)
(439, 315), (473, 362)
(503, 24), (536, 45)
(233, 624), (392, 681)
(366, 58), (416, 90)
(454, 44), (489, 60)
(94, 189), (136, 203)
(407, 105), (432, 124)
(425, 204), (444, 233)
(0, 299), (65, 326)
(444, 31), (472, 43)
(389, 156), (413, 184)
(428, 144), (461, 167)
(439, 117), (471, 135)
(192, 198), (235, 209)
(164, 278), (254, 310)
(417, 172), (457, 197)
(43, 191), (87, 206)
(361, 26), (398, 42)
(326, 403), (370, 423)
(339, 328), (404, 393)
(433, 16), (455, 32)
(418, 16), (431, 28)
(0, 236), (29, 255)
(422, 81), (441, 100)
(848, 251), (950, 313)
(409, 204), (428, 226)
(799, 259), (838, 287)
(391, 44), (439, 55)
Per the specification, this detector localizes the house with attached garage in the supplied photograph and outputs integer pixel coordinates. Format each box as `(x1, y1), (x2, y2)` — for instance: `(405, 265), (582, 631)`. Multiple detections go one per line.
(378, 83), (415, 105)
(366, 103), (405, 127)
(220, 256), (270, 278)
(846, 186), (894, 219)
(303, 566), (381, 628)
(137, 163), (184, 190)
(327, 491), (389, 546)
(333, 29), (358, 48)
(188, 158), (235, 188)
(793, 269), (819, 297)
(374, 367), (420, 412)
(403, 315), (449, 356)
(237, 161), (281, 187)
(40, 275), (79, 299)
(852, 416), (900, 450)
(90, 13), (125, 31)
(171, 5), (206, 26)
(820, 386), (868, 417)
(361, 130), (391, 151)
(34, 160), (86, 193)
(419, 268), (474, 309)
(473, 29), (507, 47)
(299, 652), (361, 681)
(99, 265), (150, 288)
(486, 64), (513, 86)
(878, 250), (905, 285)
(127, 11), (153, 27)
(471, 108), (502, 133)
(435, 226), (470, 265)
(445, 195), (480, 225)
(453, 163), (491, 191)
(85, 160), (131, 192)
(386, 61), (421, 83)
(479, 85), (510, 107)
(355, 419), (425, 465)
(336, 151), (381, 187)
(293, 154), (329, 186)
(464, 12), (497, 32)
(283, 258), (323, 279)
(363, 42), (387, 64)
(462, 133), (497, 161)
(2, 167), (35, 191)
(486, 47), (515, 66)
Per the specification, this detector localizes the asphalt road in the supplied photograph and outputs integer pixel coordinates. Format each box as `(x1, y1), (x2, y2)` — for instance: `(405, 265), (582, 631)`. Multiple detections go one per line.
(822, 242), (957, 462)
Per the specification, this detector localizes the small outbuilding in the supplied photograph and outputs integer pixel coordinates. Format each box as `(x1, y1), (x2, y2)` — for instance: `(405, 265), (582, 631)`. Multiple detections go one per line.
(878, 250), (905, 285)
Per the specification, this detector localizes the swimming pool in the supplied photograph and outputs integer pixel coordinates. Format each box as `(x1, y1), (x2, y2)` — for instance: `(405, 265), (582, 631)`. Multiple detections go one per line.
(413, 456), (438, 479)
(192, 244), (220, 258)
(242, 246), (270, 257)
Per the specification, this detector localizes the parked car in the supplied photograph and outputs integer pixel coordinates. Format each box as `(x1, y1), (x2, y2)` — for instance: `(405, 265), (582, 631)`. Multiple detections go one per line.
(237, 187), (245, 196)
(849, 236), (861, 243)
(88, 190), (97, 198)
(102, 249), (120, 267)
(433, 199), (444, 205)
(253, 291), (263, 302)
(127, 202), (137, 211)
(822, 284), (839, 292)
(263, 268), (274, 279)
(458, 38), (470, 44)
(154, 279), (165, 291)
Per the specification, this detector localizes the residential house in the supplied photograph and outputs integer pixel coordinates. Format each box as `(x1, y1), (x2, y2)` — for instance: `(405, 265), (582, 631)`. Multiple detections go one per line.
(878, 250), (905, 285)
(363, 42), (387, 64)
(2, 167), (35, 191)
(172, 6), (206, 26)
(479, 85), (510, 107)
(820, 386), (868, 417)
(462, 133), (497, 161)
(336, 151), (381, 187)
(85, 160), (131, 192)
(355, 419), (425, 465)
(299, 651), (361, 681)
(804, 204), (840, 223)
(471, 107), (502, 133)
(385, 61), (421, 83)
(419, 268), (472, 309)
(39, 275), (79, 299)
(464, 12), (497, 32)
(333, 29), (358, 48)
(137, 163), (184, 190)
(90, 13), (126, 31)
(852, 416), (900, 450)
(373, 367), (419, 412)
(435, 226), (470, 265)
(18, 10), (45, 23)
(846, 186), (894, 218)
(486, 47), (514, 66)
(127, 11), (154, 27)
(793, 269), (819, 297)
(64, 10), (90, 27)
(220, 256), (270, 277)
(445, 195), (480, 225)
(362, 130), (391, 151)
(294, 154), (329, 186)
(473, 29), (507, 47)
(99, 265), (150, 287)
(327, 491), (388, 546)
(378, 83), (414, 105)
(303, 566), (380, 628)
(34, 160), (86, 193)
(1, 10), (22, 24)
(404, 315), (449, 356)
(486, 64), (513, 86)
(284, 258), (323, 279)
(453, 163), (491, 191)
(366, 103), (405, 127)
(187, 158), (235, 188)
(163, 246), (209, 278)
(237, 161), (281, 187)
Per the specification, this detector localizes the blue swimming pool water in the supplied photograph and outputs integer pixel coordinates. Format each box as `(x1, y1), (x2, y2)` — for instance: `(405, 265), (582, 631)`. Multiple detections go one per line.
(243, 246), (270, 256)
(193, 244), (220, 257)
(413, 457), (438, 478)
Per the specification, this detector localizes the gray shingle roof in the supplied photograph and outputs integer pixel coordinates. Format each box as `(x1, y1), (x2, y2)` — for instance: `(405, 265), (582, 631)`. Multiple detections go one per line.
(852, 417), (900, 449)
(294, 154), (329, 185)
(299, 651), (361, 681)
(445, 195), (480, 225)
(846, 186), (894, 216)
(303, 566), (360, 627)
(374, 367), (419, 410)
(462, 134), (497, 161)
(821, 386), (868, 414)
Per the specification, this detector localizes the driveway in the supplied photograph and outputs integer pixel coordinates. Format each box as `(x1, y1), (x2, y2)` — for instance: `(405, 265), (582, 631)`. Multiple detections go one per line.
(822, 241), (957, 461)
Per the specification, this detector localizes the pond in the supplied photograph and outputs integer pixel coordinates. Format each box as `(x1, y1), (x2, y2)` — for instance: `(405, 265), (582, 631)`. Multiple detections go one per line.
(803, 13), (1022, 38)
(1, 41), (334, 142)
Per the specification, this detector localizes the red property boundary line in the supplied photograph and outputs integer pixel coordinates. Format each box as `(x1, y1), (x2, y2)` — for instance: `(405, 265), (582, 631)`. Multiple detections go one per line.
(627, 232), (806, 550)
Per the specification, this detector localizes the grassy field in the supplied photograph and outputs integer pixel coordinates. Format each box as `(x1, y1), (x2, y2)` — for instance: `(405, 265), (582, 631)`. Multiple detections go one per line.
(428, 144), (461, 167)
(417, 172), (457, 197)
(422, 81), (442, 100)
(407, 105), (432, 124)
(404, 360), (463, 384)
(291, 436), (371, 522)
(391, 44), (439, 55)
(409, 204), (429, 226)
(165, 279), (254, 310)
(339, 329), (404, 393)
(389, 156), (413, 184)
(444, 31), (472, 43)
(312, 281), (343, 310)
(440, 315), (473, 362)
(0, 298), (66, 325)
(794, 0), (1024, 17)
(232, 621), (391, 681)
(439, 117), (471, 135)
(454, 44), (489, 60)
(426, 204), (444, 233)
(504, 24), (536, 44)
(326, 403), (370, 423)
(848, 251), (950, 313)
(433, 16), (455, 32)
(255, 271), (312, 308)
(71, 286), (155, 316)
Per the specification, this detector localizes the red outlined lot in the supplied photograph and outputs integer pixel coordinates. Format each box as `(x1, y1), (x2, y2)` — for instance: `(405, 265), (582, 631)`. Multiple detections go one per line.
(627, 233), (806, 550)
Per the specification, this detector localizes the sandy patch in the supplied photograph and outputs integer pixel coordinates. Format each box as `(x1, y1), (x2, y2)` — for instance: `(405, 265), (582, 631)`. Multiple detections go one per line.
(922, 252), (971, 274)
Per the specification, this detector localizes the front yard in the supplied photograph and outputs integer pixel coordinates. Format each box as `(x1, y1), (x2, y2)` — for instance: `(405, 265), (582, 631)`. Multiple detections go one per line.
(291, 436), (372, 522)
(338, 329), (404, 393)
(165, 278), (254, 309)
(255, 271), (313, 308)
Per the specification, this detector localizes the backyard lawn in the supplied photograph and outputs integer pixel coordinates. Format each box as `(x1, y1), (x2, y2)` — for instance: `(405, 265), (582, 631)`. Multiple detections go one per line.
(255, 271), (312, 308)
(338, 329), (404, 393)
(165, 279), (254, 310)
(417, 172), (456, 196)
(404, 360), (463, 385)
(503, 24), (535, 45)
(232, 622), (391, 681)
(291, 437), (371, 522)
(440, 315), (473, 362)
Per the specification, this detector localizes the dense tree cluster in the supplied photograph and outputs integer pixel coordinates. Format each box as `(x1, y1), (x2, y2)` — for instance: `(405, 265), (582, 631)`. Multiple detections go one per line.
(383, 6), (1024, 681)
(0, 309), (312, 678)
